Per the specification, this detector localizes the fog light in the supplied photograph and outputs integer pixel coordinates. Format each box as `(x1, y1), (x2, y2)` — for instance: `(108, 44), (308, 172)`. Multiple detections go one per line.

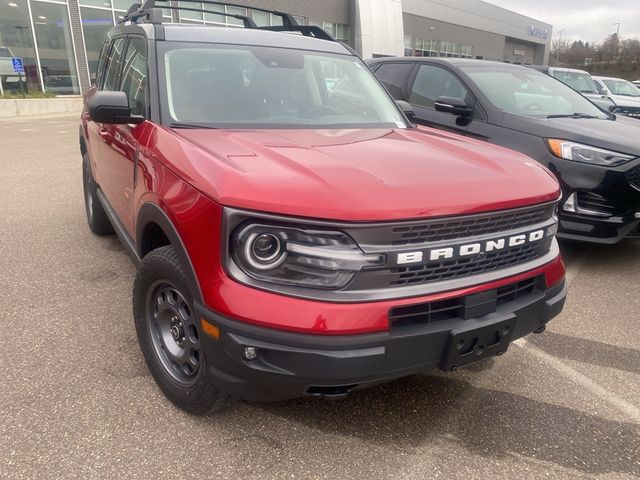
(563, 193), (577, 213)
(243, 346), (258, 361)
(635, 212), (640, 219)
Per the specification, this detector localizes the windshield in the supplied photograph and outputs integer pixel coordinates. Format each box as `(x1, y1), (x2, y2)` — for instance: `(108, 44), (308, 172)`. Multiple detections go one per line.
(461, 66), (606, 118)
(550, 70), (598, 94)
(602, 79), (640, 97)
(160, 42), (407, 129)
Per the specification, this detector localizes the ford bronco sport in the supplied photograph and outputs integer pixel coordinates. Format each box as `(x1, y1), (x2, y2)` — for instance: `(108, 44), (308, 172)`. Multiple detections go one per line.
(80, 0), (566, 414)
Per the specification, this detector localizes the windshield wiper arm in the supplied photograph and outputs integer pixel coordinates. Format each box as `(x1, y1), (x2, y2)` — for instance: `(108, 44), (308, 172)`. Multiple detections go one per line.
(547, 113), (598, 119)
(169, 122), (218, 129)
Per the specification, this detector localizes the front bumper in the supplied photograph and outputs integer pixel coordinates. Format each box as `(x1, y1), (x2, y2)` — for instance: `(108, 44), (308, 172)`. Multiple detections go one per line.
(547, 155), (640, 243)
(195, 277), (566, 402)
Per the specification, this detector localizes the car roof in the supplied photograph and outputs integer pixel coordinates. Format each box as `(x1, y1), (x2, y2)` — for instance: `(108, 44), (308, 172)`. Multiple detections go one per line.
(111, 23), (352, 56)
(367, 57), (530, 69)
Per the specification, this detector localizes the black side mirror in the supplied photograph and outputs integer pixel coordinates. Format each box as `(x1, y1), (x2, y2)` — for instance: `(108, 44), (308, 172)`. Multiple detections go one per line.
(395, 100), (415, 120)
(434, 96), (473, 117)
(89, 91), (144, 124)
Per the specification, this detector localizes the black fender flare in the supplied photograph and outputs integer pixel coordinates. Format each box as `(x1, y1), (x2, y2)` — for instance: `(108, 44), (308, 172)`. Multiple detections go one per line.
(136, 202), (204, 303)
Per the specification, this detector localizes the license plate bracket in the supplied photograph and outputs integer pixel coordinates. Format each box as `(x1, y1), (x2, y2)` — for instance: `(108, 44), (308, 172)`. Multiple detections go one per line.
(440, 317), (516, 371)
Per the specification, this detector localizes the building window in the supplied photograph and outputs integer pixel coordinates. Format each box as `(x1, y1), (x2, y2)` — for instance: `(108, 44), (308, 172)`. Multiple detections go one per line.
(413, 37), (438, 57)
(404, 35), (412, 56)
(80, 7), (114, 77)
(30, 0), (80, 94)
(0, 0), (40, 94)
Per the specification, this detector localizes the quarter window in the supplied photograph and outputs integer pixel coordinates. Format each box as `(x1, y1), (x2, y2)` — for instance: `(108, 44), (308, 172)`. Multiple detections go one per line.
(120, 37), (148, 116)
(102, 37), (126, 91)
(409, 64), (468, 109)
(374, 63), (413, 100)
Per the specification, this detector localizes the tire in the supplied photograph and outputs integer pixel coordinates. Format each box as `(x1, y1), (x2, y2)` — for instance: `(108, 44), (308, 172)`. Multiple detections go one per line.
(82, 152), (114, 236)
(133, 245), (227, 415)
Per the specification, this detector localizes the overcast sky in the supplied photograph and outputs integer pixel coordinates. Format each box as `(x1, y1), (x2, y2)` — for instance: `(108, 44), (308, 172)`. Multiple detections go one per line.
(483, 0), (640, 44)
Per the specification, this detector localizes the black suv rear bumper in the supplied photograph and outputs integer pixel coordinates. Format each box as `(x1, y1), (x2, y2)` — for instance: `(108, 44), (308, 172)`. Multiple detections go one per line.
(195, 280), (566, 402)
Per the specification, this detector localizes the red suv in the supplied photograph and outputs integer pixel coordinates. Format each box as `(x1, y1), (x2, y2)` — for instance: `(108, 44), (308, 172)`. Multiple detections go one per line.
(80, 2), (566, 414)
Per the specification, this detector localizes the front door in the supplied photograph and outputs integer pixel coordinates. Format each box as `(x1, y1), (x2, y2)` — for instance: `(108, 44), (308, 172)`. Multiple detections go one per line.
(97, 36), (148, 235)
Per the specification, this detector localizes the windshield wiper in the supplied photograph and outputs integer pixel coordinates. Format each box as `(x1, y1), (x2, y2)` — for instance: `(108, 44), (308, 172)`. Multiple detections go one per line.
(546, 113), (599, 119)
(169, 122), (219, 129)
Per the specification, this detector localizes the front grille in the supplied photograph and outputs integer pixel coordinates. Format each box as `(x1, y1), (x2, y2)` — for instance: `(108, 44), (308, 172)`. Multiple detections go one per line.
(627, 167), (640, 191)
(389, 276), (542, 329)
(382, 204), (553, 246)
(384, 240), (550, 287)
(614, 106), (640, 119)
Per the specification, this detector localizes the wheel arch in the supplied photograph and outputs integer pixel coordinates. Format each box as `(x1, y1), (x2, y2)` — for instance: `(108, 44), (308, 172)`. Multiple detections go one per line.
(136, 203), (203, 303)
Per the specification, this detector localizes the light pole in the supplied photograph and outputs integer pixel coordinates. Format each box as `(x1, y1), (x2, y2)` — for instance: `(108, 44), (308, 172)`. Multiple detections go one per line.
(614, 22), (620, 36)
(555, 29), (564, 64)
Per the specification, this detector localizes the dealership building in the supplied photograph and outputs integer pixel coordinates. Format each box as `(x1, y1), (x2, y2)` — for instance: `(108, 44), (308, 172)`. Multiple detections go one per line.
(0, 0), (552, 95)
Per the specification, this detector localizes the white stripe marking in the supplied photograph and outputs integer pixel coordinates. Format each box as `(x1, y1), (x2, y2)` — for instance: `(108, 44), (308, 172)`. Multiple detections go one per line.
(514, 338), (640, 424)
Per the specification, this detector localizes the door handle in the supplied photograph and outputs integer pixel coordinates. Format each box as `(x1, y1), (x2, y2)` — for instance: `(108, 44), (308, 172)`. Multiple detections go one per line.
(98, 127), (109, 140)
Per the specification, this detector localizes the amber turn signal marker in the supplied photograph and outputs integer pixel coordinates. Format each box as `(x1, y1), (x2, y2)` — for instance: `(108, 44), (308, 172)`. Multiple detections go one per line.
(200, 318), (220, 340)
(546, 139), (563, 158)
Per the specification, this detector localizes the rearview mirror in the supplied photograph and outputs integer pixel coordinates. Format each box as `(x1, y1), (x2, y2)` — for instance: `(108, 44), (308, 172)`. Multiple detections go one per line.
(434, 96), (473, 117)
(395, 100), (415, 120)
(89, 91), (144, 124)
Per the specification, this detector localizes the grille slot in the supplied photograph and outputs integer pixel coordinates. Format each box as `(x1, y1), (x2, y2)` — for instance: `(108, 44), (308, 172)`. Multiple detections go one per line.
(385, 240), (550, 287)
(577, 192), (621, 216)
(387, 204), (553, 245)
(389, 276), (543, 329)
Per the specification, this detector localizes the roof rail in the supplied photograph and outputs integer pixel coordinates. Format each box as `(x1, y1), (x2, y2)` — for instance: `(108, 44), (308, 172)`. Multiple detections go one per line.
(119, 0), (335, 41)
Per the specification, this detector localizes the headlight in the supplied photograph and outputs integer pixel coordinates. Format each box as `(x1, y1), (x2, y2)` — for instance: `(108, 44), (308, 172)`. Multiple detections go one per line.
(546, 139), (635, 166)
(231, 224), (385, 289)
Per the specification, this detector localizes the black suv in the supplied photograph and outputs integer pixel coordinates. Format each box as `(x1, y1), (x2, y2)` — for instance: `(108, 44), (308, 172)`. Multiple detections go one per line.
(368, 57), (640, 244)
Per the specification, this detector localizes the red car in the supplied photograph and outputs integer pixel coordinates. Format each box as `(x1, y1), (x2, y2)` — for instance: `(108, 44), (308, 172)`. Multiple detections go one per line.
(80, 2), (566, 414)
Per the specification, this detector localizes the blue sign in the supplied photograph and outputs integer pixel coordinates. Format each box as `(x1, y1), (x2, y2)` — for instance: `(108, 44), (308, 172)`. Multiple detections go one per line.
(527, 26), (549, 40)
(11, 57), (24, 74)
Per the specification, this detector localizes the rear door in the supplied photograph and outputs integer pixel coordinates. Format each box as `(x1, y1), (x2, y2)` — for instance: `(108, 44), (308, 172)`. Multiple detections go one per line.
(97, 35), (149, 235)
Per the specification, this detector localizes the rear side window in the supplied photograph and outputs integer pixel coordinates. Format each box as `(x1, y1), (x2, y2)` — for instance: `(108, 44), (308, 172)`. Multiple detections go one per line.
(409, 64), (468, 109)
(374, 63), (413, 99)
(102, 37), (126, 91)
(120, 37), (148, 116)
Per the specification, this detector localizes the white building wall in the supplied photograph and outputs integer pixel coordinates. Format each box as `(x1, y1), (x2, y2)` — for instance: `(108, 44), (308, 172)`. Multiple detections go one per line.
(354, 0), (405, 59)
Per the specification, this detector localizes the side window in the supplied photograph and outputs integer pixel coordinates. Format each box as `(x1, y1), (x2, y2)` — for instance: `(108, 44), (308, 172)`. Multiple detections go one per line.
(409, 64), (469, 109)
(102, 37), (126, 91)
(120, 37), (148, 117)
(374, 63), (413, 100)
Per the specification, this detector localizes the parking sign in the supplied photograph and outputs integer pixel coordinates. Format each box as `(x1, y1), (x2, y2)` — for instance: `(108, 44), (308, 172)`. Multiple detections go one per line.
(12, 57), (25, 74)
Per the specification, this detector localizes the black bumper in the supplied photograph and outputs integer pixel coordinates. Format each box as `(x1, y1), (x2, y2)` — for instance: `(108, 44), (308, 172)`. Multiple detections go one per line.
(548, 155), (640, 244)
(195, 280), (566, 402)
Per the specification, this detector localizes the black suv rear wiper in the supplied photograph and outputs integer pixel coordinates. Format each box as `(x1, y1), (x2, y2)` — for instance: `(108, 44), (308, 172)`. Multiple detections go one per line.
(546, 113), (598, 119)
(169, 122), (218, 129)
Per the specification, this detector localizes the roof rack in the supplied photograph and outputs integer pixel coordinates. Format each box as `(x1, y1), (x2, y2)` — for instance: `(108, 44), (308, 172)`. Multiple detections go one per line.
(120, 0), (336, 42)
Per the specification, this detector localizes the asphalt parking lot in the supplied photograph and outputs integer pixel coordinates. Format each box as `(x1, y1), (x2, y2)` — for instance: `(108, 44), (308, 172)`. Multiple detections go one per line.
(0, 115), (639, 480)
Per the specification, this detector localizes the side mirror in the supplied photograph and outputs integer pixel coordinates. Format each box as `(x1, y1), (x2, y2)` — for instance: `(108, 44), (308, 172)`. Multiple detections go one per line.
(395, 100), (415, 120)
(434, 96), (473, 117)
(89, 91), (144, 124)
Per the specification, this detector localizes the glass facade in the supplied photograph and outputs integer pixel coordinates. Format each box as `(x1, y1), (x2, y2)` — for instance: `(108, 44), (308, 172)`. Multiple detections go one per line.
(405, 35), (473, 59)
(0, 0), (351, 96)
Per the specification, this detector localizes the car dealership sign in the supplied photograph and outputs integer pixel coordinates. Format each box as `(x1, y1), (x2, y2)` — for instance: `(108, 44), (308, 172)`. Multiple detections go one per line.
(528, 25), (549, 40)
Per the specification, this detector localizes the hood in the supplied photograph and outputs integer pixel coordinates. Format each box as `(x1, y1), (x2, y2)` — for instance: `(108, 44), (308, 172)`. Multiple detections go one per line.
(608, 94), (640, 108)
(147, 126), (559, 222)
(504, 113), (640, 157)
